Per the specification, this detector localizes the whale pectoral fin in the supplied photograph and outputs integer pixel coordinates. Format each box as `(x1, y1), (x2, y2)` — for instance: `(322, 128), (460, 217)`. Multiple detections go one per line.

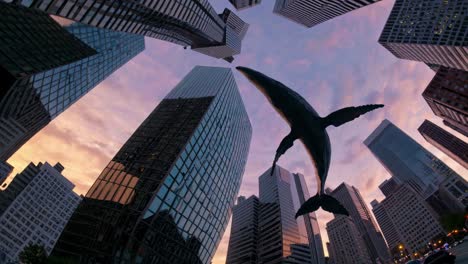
(322, 104), (384, 128)
(271, 130), (298, 176)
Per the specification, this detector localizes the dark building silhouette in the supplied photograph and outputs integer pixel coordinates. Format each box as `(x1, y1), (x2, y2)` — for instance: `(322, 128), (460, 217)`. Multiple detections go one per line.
(379, 0), (468, 71)
(378, 178), (400, 198)
(0, 23), (144, 162)
(273, 0), (381, 28)
(229, 0), (262, 10)
(11, 0), (248, 62)
(226, 196), (259, 264)
(0, 161), (13, 185)
(51, 66), (252, 263)
(0, 2), (96, 96)
(0, 162), (41, 216)
(422, 67), (468, 138)
(419, 120), (468, 169)
(327, 183), (391, 264)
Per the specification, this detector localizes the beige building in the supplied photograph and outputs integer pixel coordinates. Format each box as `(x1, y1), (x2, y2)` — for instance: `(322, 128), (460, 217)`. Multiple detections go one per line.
(372, 185), (446, 254)
(326, 216), (373, 264)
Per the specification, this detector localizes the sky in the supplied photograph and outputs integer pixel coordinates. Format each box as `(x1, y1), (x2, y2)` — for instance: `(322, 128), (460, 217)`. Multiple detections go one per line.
(5, 0), (468, 263)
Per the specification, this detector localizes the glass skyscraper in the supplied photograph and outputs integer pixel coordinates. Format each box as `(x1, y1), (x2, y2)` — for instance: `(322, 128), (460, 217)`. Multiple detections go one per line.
(0, 2), (96, 95)
(379, 0), (468, 71)
(11, 0), (248, 62)
(0, 23), (144, 161)
(51, 66), (252, 264)
(364, 119), (463, 197)
(273, 0), (381, 28)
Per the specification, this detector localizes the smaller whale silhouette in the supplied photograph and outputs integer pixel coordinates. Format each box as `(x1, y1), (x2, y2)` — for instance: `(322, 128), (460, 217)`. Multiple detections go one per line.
(236, 66), (384, 218)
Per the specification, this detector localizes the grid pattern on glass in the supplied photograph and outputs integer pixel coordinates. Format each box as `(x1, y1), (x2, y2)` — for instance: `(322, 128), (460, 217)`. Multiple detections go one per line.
(378, 0), (468, 71)
(52, 66), (252, 264)
(0, 163), (80, 262)
(0, 23), (144, 162)
(138, 68), (251, 263)
(273, 0), (381, 28)
(0, 2), (96, 79)
(18, 0), (248, 60)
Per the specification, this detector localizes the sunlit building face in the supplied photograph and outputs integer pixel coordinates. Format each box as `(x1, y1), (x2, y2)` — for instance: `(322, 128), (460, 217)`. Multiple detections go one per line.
(51, 66), (252, 264)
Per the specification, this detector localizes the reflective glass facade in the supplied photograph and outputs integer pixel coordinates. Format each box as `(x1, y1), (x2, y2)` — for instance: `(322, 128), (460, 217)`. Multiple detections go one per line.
(15, 0), (248, 61)
(379, 0), (468, 71)
(273, 0), (381, 28)
(364, 119), (463, 197)
(0, 23), (144, 161)
(0, 2), (96, 93)
(52, 66), (252, 264)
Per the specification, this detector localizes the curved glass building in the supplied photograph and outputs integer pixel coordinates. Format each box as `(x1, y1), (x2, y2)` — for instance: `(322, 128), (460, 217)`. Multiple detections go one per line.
(51, 66), (252, 264)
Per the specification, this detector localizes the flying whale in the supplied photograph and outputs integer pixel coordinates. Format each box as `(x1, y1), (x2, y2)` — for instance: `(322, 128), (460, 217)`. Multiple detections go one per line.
(236, 66), (384, 218)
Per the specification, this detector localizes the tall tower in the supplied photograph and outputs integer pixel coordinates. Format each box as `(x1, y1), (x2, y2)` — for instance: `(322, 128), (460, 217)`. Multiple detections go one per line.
(326, 216), (373, 264)
(418, 120), (468, 169)
(229, 0), (262, 11)
(364, 119), (462, 197)
(378, 0), (468, 71)
(226, 196), (260, 264)
(273, 0), (381, 28)
(0, 162), (80, 262)
(0, 162), (42, 216)
(258, 166), (302, 262)
(0, 161), (13, 185)
(328, 183), (390, 264)
(0, 2), (96, 95)
(51, 66), (252, 264)
(371, 184), (446, 255)
(291, 173), (325, 264)
(422, 67), (468, 138)
(10, 0), (248, 62)
(0, 23), (144, 162)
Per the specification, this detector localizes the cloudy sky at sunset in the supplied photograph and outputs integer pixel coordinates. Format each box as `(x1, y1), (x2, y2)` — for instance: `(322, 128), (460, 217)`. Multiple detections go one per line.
(6, 1), (467, 263)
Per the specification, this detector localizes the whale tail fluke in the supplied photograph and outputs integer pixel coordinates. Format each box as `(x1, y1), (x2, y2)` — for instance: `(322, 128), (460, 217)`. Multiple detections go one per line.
(295, 194), (349, 218)
(322, 104), (384, 128)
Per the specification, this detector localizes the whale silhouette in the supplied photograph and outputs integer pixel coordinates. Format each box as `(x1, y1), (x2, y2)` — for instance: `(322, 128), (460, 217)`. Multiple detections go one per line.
(236, 66), (384, 218)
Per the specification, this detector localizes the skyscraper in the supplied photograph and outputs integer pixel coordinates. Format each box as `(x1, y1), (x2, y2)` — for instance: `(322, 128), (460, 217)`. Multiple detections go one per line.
(0, 162), (41, 216)
(422, 67), (468, 137)
(364, 119), (462, 197)
(326, 216), (373, 264)
(0, 161), (13, 185)
(226, 196), (259, 264)
(327, 183), (390, 264)
(0, 2), (96, 95)
(12, 0), (248, 62)
(51, 66), (252, 263)
(0, 23), (144, 162)
(0, 162), (80, 262)
(371, 184), (446, 255)
(292, 173), (325, 264)
(258, 166), (303, 262)
(273, 0), (381, 28)
(229, 0), (262, 10)
(378, 178), (400, 197)
(227, 166), (324, 264)
(378, 0), (468, 71)
(438, 173), (468, 213)
(419, 120), (468, 169)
